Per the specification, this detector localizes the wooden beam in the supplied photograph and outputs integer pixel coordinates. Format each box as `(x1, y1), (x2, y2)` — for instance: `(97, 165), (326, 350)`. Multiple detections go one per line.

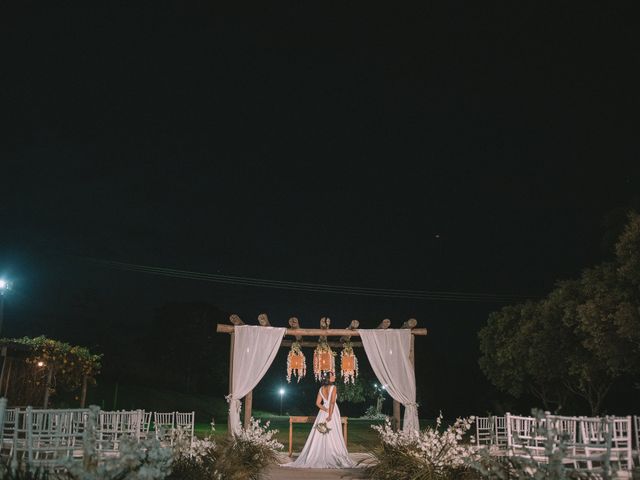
(281, 340), (363, 348)
(258, 313), (270, 326)
(229, 314), (244, 325)
(319, 317), (330, 342)
(377, 318), (391, 329)
(402, 318), (417, 329)
(340, 320), (359, 343)
(288, 317), (302, 341)
(217, 324), (427, 336)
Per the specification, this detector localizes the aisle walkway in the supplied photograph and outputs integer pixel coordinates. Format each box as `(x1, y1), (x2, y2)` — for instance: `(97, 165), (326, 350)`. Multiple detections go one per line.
(261, 453), (373, 479)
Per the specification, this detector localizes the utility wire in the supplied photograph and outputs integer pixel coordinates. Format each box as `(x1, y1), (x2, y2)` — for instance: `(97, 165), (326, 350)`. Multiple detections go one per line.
(78, 256), (537, 303)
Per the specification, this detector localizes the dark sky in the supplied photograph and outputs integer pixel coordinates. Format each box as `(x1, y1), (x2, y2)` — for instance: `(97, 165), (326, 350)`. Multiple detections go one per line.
(1, 2), (639, 416)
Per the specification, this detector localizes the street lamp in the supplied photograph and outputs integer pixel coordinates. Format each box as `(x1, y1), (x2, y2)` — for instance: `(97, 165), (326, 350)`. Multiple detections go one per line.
(279, 388), (285, 416)
(0, 279), (10, 338)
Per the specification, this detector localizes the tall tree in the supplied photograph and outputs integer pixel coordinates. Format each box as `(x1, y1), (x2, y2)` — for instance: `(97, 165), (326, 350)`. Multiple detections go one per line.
(479, 211), (640, 415)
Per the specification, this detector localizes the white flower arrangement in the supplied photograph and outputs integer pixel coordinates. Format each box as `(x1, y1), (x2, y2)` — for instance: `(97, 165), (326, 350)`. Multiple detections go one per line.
(236, 417), (284, 452)
(171, 425), (216, 463)
(372, 412), (476, 472)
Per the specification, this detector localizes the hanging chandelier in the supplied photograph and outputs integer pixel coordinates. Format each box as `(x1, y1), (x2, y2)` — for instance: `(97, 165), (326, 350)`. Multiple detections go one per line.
(340, 340), (358, 384)
(286, 340), (306, 383)
(313, 339), (336, 381)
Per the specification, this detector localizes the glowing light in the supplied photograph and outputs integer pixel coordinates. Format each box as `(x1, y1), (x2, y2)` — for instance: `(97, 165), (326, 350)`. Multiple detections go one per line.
(279, 388), (285, 396)
(37, 361), (45, 367)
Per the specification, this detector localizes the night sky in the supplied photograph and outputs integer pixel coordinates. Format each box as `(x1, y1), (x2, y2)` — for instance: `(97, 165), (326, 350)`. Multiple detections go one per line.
(2, 2), (639, 417)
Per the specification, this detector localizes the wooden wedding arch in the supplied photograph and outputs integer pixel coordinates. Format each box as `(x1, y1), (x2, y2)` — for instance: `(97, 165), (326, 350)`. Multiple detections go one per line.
(216, 314), (427, 431)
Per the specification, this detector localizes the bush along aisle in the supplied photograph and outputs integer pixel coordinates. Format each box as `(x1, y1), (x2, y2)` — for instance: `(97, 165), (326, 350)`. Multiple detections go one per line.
(365, 413), (477, 480)
(168, 417), (283, 480)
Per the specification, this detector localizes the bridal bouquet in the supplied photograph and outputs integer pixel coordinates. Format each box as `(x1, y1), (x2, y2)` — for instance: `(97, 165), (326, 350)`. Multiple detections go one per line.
(316, 422), (331, 434)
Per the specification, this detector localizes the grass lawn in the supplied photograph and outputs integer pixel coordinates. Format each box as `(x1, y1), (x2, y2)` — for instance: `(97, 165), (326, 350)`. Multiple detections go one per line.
(197, 417), (434, 453)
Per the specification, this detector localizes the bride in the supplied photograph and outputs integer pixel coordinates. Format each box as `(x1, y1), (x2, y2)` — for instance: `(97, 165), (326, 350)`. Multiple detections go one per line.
(284, 371), (356, 468)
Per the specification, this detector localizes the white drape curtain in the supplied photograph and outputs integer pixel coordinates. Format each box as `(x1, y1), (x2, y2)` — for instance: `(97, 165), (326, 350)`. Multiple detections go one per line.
(226, 325), (286, 435)
(358, 329), (419, 432)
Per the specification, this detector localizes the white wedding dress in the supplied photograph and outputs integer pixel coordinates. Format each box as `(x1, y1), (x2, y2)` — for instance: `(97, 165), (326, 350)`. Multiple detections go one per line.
(283, 385), (356, 468)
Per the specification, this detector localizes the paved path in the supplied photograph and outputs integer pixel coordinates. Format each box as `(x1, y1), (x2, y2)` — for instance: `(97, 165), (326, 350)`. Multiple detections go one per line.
(261, 453), (373, 479)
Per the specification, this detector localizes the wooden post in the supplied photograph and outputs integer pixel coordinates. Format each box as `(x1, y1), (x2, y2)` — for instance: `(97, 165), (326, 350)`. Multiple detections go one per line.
(243, 391), (253, 428)
(288, 418), (293, 457)
(393, 400), (401, 432)
(344, 417), (348, 445)
(80, 375), (88, 408)
(43, 367), (53, 408)
(227, 314), (242, 434)
(227, 331), (235, 435)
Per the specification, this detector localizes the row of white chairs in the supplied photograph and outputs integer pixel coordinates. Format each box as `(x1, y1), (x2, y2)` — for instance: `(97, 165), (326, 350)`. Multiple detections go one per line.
(475, 413), (639, 472)
(0, 402), (195, 469)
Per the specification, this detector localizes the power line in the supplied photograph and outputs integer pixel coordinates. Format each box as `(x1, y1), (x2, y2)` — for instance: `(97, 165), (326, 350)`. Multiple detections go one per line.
(77, 256), (538, 303)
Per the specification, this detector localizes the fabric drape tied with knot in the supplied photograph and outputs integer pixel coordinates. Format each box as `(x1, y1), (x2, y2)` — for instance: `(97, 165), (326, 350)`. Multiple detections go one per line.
(358, 328), (419, 432)
(227, 325), (286, 435)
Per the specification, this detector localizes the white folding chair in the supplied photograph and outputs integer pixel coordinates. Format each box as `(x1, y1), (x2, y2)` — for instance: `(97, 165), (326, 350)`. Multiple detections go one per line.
(175, 411), (195, 442)
(546, 414), (578, 467)
(608, 416), (633, 471)
(505, 413), (548, 462)
(97, 410), (142, 457)
(493, 416), (507, 448)
(475, 416), (493, 446)
(7, 407), (89, 469)
(577, 416), (613, 473)
(154, 412), (175, 446)
(139, 411), (152, 441)
(0, 405), (16, 460)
